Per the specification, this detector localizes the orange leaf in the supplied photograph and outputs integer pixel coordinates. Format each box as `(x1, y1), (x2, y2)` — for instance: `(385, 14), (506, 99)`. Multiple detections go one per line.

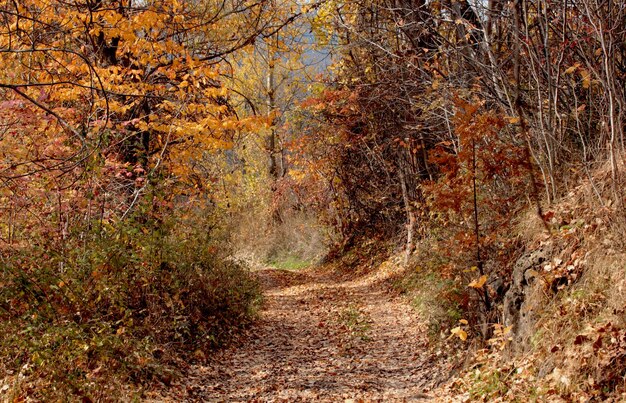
(468, 275), (487, 289)
(450, 326), (468, 341)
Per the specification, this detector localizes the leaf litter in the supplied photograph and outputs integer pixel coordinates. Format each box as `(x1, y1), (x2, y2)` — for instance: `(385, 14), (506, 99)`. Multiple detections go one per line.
(153, 264), (449, 402)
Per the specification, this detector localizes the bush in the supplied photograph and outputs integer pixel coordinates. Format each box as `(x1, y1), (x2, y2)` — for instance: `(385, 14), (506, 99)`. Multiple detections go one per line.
(0, 208), (261, 400)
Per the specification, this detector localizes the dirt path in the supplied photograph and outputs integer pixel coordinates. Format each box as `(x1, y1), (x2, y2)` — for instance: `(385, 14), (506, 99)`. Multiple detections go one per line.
(162, 264), (446, 402)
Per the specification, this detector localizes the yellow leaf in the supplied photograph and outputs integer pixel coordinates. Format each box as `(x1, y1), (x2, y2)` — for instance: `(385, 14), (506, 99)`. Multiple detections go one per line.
(451, 326), (468, 341)
(468, 275), (488, 289)
(564, 63), (579, 74)
(459, 319), (468, 325)
(506, 116), (520, 124)
(580, 69), (591, 89)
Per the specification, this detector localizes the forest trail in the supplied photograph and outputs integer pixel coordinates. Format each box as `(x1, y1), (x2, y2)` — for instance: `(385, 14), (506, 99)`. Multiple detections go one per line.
(161, 263), (448, 402)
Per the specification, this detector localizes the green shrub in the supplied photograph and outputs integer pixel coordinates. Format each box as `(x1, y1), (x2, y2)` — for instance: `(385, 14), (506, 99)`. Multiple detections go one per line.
(394, 268), (465, 341)
(0, 208), (261, 400)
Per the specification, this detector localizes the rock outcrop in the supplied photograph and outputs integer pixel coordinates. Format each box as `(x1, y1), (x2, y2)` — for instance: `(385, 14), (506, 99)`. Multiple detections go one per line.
(503, 246), (553, 353)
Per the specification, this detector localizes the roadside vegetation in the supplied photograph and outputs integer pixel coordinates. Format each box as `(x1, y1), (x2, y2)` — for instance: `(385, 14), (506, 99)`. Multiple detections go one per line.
(0, 200), (261, 400)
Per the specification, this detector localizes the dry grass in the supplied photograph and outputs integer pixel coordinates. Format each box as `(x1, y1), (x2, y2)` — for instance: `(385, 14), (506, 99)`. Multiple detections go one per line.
(231, 208), (328, 268)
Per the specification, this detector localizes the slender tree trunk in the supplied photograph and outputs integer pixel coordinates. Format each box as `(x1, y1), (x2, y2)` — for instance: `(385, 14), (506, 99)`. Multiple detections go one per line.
(471, 138), (491, 311)
(267, 57), (279, 181)
(399, 168), (416, 266)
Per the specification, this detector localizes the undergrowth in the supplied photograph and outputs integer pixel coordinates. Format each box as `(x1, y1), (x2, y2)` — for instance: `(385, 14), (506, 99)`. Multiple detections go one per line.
(439, 163), (626, 401)
(392, 237), (471, 344)
(0, 205), (261, 401)
(395, 268), (464, 341)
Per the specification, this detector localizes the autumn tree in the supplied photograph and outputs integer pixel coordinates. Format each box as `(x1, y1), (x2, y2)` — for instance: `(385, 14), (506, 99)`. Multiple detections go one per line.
(0, 0), (311, 398)
(224, 0), (326, 187)
(288, 0), (626, 337)
(205, 1), (333, 261)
